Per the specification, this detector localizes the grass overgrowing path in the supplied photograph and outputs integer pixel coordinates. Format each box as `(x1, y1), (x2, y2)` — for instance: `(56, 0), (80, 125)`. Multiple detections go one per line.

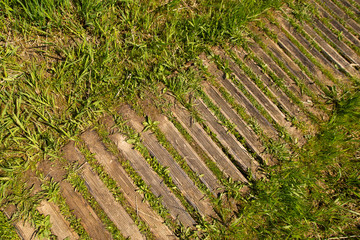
(1, 0), (360, 239)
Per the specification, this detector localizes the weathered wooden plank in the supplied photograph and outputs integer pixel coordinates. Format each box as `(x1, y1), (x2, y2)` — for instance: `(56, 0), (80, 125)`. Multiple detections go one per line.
(202, 82), (267, 161)
(250, 31), (325, 97)
(14, 221), (38, 240)
(276, 13), (345, 80)
(217, 46), (313, 122)
(80, 163), (145, 240)
(37, 201), (79, 240)
(194, 98), (258, 176)
(338, 0), (360, 16)
(221, 48), (289, 127)
(319, 0), (360, 36)
(213, 48), (303, 139)
(313, 18), (360, 65)
(79, 132), (183, 235)
(59, 180), (112, 240)
(299, 17), (359, 75)
(235, 45), (317, 123)
(202, 57), (278, 138)
(119, 106), (215, 217)
(171, 102), (247, 182)
(248, 42), (304, 97)
(152, 114), (222, 193)
(264, 20), (336, 89)
(317, 3), (360, 49)
(2, 206), (39, 240)
(109, 132), (195, 229)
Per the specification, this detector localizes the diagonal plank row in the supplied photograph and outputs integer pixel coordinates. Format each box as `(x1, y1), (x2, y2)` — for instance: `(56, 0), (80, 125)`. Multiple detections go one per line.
(7, 1), (360, 239)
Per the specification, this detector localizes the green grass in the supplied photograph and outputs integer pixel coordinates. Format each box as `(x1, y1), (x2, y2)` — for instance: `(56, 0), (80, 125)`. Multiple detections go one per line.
(1, 0), (360, 238)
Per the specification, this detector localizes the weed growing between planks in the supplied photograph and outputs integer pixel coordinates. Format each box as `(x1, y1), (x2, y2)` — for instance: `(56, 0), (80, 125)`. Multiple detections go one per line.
(200, 90), (360, 239)
(1, 0), (359, 238)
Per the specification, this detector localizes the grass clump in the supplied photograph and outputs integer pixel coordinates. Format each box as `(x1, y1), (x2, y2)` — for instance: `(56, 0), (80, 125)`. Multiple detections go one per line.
(202, 91), (360, 239)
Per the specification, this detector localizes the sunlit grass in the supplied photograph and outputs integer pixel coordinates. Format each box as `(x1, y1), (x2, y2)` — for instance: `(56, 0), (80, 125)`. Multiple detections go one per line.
(1, 0), (359, 238)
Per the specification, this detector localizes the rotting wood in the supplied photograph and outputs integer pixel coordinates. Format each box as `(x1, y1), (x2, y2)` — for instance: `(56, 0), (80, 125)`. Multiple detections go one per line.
(118, 106), (216, 217)
(109, 131), (195, 229)
(78, 131), (182, 235)
(201, 56), (278, 138)
(80, 163), (145, 240)
(37, 200), (79, 240)
(171, 102), (248, 182)
(194, 98), (258, 176)
(152, 114), (222, 193)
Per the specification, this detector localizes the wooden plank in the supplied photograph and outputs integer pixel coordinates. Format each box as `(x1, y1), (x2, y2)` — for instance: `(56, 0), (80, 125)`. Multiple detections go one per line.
(171, 102), (247, 182)
(248, 42), (304, 97)
(153, 114), (222, 193)
(276, 13), (345, 80)
(37, 201), (79, 240)
(109, 132), (195, 229)
(202, 82), (267, 161)
(118, 106), (215, 217)
(80, 163), (145, 240)
(213, 48), (303, 139)
(317, 3), (360, 49)
(194, 98), (258, 176)
(232, 45), (317, 122)
(202, 58), (278, 138)
(78, 132), (182, 235)
(319, 0), (360, 36)
(221, 48), (289, 126)
(313, 18), (360, 65)
(249, 31), (325, 97)
(3, 206), (39, 240)
(14, 221), (38, 240)
(59, 180), (112, 240)
(299, 17), (359, 75)
(338, 0), (360, 16)
(264, 20), (336, 89)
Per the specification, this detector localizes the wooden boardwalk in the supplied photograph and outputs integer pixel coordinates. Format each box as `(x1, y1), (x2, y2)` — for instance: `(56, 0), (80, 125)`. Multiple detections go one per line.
(7, 1), (360, 239)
